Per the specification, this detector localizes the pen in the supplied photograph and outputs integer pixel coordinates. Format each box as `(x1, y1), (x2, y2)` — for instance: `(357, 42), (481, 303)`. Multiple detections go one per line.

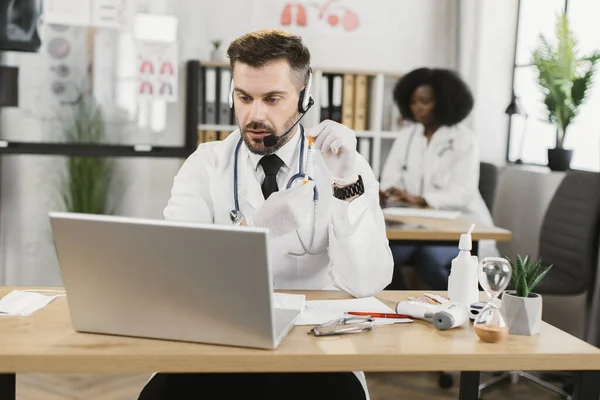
(346, 311), (411, 319)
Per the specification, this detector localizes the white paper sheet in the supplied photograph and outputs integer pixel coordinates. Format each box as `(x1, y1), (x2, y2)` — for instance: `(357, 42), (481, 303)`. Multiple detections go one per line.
(383, 207), (462, 220)
(273, 293), (306, 311)
(295, 296), (397, 325)
(371, 318), (413, 325)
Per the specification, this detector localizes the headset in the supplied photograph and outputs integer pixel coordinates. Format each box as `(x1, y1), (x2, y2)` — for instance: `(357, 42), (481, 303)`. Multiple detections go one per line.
(228, 68), (314, 113)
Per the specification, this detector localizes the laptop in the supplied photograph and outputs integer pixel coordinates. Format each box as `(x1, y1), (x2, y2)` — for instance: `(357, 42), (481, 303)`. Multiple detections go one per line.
(48, 211), (301, 350)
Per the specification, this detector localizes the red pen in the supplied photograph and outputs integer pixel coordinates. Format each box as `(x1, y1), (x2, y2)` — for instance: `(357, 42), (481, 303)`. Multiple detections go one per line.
(346, 311), (411, 319)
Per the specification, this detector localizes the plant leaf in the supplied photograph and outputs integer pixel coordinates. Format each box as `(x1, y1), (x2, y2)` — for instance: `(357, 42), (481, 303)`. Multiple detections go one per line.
(58, 96), (118, 215)
(517, 272), (529, 298)
(529, 264), (554, 294)
(530, 12), (599, 148)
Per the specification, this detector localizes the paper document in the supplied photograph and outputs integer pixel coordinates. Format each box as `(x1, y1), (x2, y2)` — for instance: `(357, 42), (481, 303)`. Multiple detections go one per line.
(295, 296), (410, 325)
(273, 293), (306, 310)
(383, 207), (462, 220)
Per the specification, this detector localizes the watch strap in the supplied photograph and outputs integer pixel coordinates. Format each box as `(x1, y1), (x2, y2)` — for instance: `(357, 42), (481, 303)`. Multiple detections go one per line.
(332, 175), (365, 200)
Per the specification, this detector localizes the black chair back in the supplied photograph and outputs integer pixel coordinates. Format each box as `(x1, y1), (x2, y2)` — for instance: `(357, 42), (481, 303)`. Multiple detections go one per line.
(479, 162), (499, 213)
(537, 170), (600, 295)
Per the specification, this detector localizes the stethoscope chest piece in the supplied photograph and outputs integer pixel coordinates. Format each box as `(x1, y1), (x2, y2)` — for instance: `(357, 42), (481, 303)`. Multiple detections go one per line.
(230, 209), (244, 225)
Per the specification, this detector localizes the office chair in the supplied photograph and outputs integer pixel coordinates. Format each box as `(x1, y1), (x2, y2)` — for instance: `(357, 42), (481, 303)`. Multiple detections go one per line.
(477, 170), (600, 399)
(478, 162), (499, 213)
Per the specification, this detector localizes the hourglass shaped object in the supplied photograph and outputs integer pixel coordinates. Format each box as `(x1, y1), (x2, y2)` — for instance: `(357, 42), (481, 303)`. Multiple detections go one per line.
(474, 257), (512, 343)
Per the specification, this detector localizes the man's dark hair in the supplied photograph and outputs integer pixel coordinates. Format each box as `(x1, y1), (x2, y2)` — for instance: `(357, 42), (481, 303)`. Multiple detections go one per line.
(227, 29), (311, 90)
(393, 68), (474, 126)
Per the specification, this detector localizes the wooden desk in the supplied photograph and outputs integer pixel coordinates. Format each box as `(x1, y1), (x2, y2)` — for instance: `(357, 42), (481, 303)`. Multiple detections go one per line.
(1, 288), (598, 400)
(385, 216), (512, 242)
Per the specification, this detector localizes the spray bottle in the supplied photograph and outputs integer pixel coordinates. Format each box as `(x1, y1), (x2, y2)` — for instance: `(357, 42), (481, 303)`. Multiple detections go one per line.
(447, 224), (479, 309)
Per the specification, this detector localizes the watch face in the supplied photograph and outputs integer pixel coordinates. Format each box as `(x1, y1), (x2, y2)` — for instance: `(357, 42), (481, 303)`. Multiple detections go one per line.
(334, 176), (364, 199)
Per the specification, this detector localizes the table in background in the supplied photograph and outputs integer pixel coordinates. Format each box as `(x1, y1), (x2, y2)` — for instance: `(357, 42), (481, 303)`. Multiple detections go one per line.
(385, 215), (512, 255)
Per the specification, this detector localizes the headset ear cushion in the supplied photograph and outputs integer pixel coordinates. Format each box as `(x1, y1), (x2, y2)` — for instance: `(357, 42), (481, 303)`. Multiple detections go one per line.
(298, 88), (306, 113)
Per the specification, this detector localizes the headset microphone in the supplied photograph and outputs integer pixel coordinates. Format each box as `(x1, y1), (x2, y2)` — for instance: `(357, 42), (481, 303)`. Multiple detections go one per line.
(262, 97), (314, 147)
(263, 134), (278, 148)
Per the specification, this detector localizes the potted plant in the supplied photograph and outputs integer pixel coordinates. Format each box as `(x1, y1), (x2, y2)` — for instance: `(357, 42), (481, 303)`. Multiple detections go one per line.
(210, 39), (225, 62)
(501, 255), (553, 335)
(58, 97), (116, 215)
(531, 12), (600, 171)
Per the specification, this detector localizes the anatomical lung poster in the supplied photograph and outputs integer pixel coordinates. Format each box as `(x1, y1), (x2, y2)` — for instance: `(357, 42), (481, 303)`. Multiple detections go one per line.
(136, 40), (178, 103)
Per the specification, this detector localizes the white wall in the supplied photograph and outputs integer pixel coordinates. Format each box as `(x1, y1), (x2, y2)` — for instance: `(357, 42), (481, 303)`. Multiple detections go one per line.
(0, 0), (516, 286)
(458, 0), (518, 166)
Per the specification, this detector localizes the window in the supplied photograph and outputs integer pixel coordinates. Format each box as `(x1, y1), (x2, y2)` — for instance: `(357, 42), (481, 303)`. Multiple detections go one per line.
(507, 0), (600, 172)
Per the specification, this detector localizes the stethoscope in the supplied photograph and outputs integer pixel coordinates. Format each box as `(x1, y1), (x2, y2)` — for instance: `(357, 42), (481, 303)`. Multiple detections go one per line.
(229, 125), (327, 256)
(399, 125), (455, 194)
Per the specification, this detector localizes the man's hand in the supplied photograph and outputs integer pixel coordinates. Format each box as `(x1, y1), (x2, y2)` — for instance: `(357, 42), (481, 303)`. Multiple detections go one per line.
(245, 181), (315, 237)
(307, 120), (358, 185)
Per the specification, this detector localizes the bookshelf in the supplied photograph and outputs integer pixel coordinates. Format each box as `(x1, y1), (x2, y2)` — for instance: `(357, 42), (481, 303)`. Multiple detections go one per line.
(187, 59), (403, 179)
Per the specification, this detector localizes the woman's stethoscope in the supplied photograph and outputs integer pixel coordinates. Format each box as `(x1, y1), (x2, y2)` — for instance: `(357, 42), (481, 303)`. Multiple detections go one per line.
(229, 125), (328, 256)
(399, 124), (455, 194)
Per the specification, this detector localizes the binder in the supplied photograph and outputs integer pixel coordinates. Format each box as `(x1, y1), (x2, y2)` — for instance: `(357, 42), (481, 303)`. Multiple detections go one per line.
(196, 65), (205, 124)
(203, 67), (217, 124)
(204, 130), (218, 142)
(217, 67), (232, 125)
(219, 131), (232, 140)
(341, 74), (355, 128)
(353, 74), (368, 131)
(329, 74), (343, 123)
(358, 137), (371, 164)
(319, 74), (330, 121)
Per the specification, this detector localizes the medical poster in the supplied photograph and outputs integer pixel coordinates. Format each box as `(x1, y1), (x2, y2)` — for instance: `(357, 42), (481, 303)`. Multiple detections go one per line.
(136, 40), (178, 103)
(251, 0), (408, 38)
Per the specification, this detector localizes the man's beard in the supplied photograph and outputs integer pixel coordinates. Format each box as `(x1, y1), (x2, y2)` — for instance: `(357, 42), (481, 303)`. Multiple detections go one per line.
(241, 113), (299, 155)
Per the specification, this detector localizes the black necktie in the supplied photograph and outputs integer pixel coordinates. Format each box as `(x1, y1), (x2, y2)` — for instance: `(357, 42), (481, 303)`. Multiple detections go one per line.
(259, 155), (284, 199)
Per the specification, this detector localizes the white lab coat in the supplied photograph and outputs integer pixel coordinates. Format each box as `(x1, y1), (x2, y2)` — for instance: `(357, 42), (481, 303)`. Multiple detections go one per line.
(380, 122), (498, 257)
(162, 126), (394, 398)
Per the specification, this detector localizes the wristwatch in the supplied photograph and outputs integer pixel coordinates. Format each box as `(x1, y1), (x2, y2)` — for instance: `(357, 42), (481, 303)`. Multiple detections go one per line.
(332, 175), (365, 200)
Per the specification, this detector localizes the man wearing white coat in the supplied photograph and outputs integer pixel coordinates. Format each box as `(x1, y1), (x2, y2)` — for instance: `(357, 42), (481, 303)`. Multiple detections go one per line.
(137, 29), (393, 400)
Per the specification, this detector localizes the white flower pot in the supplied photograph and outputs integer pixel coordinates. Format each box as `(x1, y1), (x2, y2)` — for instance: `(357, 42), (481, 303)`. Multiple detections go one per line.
(501, 290), (542, 335)
(210, 48), (226, 62)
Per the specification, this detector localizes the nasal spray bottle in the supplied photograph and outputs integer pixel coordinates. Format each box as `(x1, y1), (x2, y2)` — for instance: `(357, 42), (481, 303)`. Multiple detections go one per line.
(447, 224), (480, 310)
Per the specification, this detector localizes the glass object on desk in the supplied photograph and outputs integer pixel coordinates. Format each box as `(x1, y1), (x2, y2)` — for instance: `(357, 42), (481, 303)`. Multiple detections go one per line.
(474, 257), (512, 343)
(309, 317), (374, 336)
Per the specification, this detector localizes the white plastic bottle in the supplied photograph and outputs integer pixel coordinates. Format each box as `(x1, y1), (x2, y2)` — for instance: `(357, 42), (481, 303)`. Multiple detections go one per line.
(447, 224), (479, 308)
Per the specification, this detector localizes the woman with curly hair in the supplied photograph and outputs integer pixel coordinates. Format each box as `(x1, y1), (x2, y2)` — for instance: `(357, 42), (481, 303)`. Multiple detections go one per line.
(380, 67), (496, 290)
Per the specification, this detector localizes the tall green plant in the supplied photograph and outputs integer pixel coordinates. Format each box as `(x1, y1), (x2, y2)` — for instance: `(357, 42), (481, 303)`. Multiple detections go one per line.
(506, 255), (553, 298)
(532, 13), (600, 149)
(60, 98), (114, 215)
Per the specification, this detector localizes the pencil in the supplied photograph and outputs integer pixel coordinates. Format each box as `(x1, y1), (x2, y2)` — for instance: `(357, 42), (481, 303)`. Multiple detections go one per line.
(346, 311), (411, 319)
